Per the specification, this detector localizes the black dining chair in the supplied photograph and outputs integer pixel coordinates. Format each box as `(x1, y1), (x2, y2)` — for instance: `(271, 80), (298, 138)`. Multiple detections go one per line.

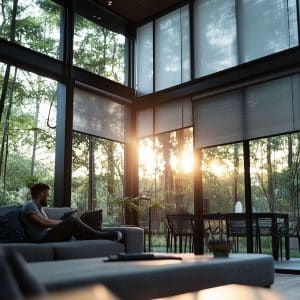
(278, 216), (300, 261)
(165, 213), (194, 253)
(227, 214), (260, 253)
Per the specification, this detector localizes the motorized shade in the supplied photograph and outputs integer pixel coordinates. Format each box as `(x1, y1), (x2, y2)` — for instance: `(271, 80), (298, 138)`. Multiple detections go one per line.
(136, 22), (153, 95)
(193, 75), (300, 148)
(137, 98), (192, 138)
(73, 86), (131, 143)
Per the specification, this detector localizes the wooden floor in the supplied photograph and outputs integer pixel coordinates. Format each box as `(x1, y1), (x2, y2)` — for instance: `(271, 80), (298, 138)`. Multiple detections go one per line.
(272, 273), (300, 300)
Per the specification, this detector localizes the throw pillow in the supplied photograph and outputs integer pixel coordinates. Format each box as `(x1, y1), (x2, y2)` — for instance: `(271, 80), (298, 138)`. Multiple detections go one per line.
(0, 210), (28, 242)
(80, 209), (103, 231)
(6, 250), (47, 298)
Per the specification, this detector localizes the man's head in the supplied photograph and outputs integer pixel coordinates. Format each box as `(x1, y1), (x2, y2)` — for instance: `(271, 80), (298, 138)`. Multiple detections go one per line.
(30, 183), (50, 206)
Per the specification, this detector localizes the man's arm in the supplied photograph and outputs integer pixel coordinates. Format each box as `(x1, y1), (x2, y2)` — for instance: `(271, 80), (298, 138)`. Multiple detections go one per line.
(29, 213), (62, 228)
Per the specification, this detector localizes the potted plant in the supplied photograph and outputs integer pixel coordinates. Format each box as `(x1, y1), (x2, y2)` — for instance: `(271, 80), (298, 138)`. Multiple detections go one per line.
(206, 226), (233, 258)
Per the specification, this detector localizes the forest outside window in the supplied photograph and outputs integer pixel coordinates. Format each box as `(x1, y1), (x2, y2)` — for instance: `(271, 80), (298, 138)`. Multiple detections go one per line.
(0, 0), (62, 59)
(73, 14), (127, 84)
(138, 127), (194, 251)
(0, 62), (57, 206)
(71, 132), (124, 227)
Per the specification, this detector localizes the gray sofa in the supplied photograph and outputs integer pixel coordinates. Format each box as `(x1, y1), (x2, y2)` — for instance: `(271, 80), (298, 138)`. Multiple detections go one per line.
(0, 205), (144, 262)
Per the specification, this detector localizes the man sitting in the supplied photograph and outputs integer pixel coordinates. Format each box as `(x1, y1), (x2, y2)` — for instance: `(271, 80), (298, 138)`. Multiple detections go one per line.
(22, 183), (122, 242)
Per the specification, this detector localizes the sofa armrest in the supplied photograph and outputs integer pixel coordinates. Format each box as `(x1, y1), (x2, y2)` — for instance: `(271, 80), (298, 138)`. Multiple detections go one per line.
(102, 227), (144, 253)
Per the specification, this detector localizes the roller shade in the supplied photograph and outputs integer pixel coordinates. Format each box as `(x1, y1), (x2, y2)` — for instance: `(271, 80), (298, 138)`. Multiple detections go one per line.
(73, 86), (131, 143)
(194, 75), (300, 148)
(137, 98), (192, 138)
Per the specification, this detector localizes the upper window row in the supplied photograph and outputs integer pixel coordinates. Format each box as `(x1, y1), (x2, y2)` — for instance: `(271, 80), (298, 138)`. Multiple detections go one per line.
(0, 0), (126, 84)
(136, 0), (299, 95)
(1, 0), (298, 91)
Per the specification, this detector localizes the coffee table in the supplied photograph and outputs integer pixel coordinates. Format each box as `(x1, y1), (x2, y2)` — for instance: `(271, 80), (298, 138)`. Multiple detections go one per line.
(28, 253), (274, 300)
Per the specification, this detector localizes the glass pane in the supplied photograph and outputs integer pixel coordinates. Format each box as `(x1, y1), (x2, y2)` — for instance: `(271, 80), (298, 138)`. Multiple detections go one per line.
(155, 5), (190, 91)
(138, 127), (194, 252)
(194, 0), (238, 77)
(73, 14), (126, 84)
(202, 143), (245, 253)
(72, 132), (124, 226)
(0, 63), (57, 206)
(202, 143), (245, 214)
(250, 133), (300, 258)
(0, 0), (62, 59)
(239, 0), (298, 62)
(136, 22), (153, 95)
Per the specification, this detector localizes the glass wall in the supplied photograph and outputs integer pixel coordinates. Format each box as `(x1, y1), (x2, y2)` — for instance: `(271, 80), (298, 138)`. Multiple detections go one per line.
(138, 127), (194, 251)
(194, 0), (298, 77)
(136, 5), (191, 94)
(71, 132), (124, 226)
(0, 62), (57, 206)
(0, 0), (62, 59)
(136, 0), (298, 94)
(73, 14), (127, 84)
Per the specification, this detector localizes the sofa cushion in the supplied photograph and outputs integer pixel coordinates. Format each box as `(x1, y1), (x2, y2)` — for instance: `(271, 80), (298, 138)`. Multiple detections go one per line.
(6, 250), (47, 297)
(52, 240), (124, 260)
(1, 243), (54, 262)
(0, 247), (23, 300)
(0, 208), (28, 242)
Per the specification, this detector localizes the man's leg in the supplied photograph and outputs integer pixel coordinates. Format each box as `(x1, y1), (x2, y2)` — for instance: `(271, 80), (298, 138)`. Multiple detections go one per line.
(41, 216), (122, 242)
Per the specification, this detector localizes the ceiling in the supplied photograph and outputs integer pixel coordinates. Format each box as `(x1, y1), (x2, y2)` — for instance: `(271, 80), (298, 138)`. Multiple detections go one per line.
(95, 0), (188, 23)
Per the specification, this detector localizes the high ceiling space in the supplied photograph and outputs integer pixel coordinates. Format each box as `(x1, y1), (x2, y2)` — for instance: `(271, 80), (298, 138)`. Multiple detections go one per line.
(95, 0), (188, 23)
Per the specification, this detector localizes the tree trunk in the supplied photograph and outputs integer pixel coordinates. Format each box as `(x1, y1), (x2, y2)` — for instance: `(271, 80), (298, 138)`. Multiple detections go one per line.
(107, 142), (114, 216)
(266, 138), (275, 212)
(0, 0), (7, 36)
(88, 136), (97, 211)
(31, 84), (41, 176)
(233, 143), (239, 203)
(0, 0), (18, 123)
(0, 67), (17, 176)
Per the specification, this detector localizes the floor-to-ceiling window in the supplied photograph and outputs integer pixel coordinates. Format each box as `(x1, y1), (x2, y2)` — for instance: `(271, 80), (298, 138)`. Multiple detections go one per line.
(138, 127), (194, 251)
(194, 73), (300, 257)
(250, 133), (300, 257)
(137, 97), (193, 251)
(0, 62), (58, 206)
(71, 86), (129, 225)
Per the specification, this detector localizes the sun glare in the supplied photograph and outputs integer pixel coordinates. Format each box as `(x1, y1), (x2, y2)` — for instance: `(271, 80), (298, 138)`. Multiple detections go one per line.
(208, 161), (226, 177)
(139, 144), (156, 174)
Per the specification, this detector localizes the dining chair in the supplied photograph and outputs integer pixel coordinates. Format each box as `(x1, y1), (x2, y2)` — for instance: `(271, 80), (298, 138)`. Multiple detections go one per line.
(165, 213), (194, 253)
(278, 216), (300, 261)
(227, 214), (260, 253)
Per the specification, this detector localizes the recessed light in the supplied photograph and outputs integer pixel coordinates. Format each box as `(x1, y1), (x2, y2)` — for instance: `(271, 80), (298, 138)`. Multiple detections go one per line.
(107, 0), (112, 6)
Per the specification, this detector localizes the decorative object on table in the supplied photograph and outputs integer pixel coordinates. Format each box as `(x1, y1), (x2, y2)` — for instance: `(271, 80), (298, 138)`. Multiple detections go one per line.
(206, 219), (232, 257)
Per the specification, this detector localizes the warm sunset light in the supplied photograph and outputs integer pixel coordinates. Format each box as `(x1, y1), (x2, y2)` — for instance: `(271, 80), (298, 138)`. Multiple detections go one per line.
(208, 161), (227, 177)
